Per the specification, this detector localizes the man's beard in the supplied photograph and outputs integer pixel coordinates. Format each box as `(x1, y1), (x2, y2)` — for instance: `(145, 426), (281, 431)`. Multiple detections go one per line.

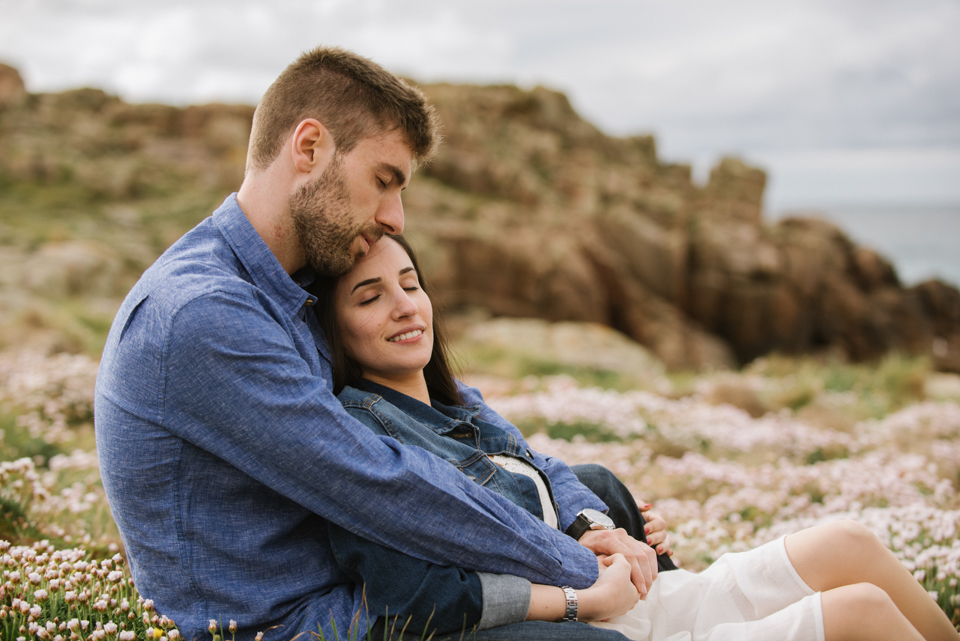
(288, 154), (383, 277)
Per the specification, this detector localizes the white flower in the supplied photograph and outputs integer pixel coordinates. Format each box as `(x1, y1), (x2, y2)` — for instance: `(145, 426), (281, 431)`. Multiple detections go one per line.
(118, 632), (135, 641)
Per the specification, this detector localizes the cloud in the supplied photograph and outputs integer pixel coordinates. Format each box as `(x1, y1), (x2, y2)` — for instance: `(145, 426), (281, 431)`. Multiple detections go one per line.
(0, 0), (957, 206)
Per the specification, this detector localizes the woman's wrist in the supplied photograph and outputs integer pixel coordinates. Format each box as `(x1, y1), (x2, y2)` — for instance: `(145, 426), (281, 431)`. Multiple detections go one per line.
(575, 584), (610, 621)
(525, 580), (631, 623)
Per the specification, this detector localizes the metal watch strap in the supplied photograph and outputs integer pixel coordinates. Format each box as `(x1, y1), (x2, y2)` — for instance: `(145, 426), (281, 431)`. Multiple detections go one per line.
(560, 586), (578, 622)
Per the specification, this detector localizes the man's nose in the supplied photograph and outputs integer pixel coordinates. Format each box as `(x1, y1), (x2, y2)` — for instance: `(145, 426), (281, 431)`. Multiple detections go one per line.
(377, 192), (404, 235)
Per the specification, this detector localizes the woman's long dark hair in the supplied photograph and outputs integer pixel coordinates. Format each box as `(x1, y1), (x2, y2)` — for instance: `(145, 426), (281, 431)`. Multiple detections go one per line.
(310, 234), (463, 406)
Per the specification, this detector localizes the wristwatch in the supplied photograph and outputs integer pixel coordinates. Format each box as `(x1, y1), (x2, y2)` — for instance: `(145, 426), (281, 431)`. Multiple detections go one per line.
(560, 586), (578, 622)
(566, 508), (616, 541)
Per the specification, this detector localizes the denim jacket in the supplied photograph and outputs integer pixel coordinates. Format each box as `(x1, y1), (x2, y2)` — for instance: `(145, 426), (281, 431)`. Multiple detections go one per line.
(95, 195), (606, 641)
(339, 381), (559, 522)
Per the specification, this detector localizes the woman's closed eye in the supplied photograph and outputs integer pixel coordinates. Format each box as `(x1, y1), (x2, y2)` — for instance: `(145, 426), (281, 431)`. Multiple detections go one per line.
(358, 294), (381, 306)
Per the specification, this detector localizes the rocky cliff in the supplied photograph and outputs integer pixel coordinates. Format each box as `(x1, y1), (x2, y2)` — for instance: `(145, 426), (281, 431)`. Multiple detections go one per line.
(1, 63), (957, 371)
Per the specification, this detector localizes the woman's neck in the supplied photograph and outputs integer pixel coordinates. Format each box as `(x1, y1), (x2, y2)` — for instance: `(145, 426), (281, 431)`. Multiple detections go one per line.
(362, 371), (432, 406)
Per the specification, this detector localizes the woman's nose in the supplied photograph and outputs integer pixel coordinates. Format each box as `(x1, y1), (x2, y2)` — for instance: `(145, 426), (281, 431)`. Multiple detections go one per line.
(393, 290), (418, 317)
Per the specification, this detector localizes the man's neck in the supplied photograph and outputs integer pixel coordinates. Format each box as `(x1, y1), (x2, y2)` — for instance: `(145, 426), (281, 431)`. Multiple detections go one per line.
(236, 169), (305, 275)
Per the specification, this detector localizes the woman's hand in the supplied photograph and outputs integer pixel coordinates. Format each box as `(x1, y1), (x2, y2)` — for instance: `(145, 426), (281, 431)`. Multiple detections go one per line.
(525, 555), (641, 623)
(639, 503), (674, 557)
(577, 554), (642, 621)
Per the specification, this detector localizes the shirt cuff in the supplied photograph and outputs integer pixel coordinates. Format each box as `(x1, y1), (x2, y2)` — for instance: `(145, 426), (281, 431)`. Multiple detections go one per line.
(476, 572), (532, 630)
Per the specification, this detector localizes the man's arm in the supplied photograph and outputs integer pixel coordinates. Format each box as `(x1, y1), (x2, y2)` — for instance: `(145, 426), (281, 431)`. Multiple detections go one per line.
(326, 521), (530, 635)
(154, 292), (598, 588)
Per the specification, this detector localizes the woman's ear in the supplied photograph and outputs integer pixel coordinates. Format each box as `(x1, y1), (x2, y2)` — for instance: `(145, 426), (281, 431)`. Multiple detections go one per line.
(290, 118), (336, 175)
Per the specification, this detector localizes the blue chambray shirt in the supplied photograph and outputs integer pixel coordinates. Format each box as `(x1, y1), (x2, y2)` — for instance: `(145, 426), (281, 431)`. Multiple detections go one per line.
(94, 194), (606, 641)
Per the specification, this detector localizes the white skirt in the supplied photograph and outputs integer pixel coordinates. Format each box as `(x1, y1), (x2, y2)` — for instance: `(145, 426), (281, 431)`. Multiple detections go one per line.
(591, 536), (825, 641)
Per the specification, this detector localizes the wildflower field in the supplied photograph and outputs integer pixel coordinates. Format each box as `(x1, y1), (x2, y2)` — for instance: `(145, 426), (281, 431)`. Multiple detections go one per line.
(2, 349), (960, 639)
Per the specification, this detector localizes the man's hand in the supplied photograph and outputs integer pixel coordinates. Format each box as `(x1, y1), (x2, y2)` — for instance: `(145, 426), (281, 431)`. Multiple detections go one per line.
(639, 503), (674, 557)
(578, 528), (657, 598)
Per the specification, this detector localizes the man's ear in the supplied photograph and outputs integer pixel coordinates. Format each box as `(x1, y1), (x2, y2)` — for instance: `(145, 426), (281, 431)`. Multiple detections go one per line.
(290, 119), (336, 174)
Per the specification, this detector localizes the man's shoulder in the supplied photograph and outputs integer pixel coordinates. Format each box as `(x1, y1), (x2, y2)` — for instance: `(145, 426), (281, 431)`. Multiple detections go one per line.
(134, 217), (259, 312)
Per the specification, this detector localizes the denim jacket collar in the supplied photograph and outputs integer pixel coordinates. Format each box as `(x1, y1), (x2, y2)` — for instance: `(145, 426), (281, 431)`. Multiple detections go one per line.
(213, 193), (318, 319)
(358, 379), (483, 436)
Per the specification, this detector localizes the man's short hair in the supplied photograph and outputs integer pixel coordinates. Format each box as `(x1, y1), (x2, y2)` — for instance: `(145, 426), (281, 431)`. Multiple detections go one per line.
(247, 46), (440, 172)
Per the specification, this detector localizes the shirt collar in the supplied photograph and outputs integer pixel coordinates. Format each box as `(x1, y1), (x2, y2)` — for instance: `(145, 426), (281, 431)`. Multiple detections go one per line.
(213, 193), (318, 318)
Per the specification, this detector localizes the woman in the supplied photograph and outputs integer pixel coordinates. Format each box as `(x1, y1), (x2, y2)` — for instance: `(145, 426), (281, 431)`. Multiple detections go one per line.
(313, 234), (958, 641)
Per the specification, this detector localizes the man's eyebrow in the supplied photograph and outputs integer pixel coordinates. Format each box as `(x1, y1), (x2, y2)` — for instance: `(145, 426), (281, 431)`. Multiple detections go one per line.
(350, 277), (381, 294)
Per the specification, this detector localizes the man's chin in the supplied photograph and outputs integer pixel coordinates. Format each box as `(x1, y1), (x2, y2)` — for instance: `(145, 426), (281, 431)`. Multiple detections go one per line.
(310, 254), (355, 278)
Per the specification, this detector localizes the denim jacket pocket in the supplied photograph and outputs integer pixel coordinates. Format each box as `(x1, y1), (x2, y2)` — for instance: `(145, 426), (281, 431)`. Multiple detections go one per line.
(454, 451), (498, 486)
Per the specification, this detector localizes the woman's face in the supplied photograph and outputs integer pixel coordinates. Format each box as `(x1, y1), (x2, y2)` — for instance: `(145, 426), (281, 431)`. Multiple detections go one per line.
(334, 237), (434, 386)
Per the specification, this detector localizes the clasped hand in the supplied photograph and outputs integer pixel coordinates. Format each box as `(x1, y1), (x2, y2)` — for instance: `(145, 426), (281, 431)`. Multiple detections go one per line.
(578, 505), (672, 599)
(579, 527), (658, 599)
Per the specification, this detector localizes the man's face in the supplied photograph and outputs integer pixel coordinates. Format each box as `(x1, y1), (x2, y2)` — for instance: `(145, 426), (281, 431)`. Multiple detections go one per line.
(288, 129), (413, 277)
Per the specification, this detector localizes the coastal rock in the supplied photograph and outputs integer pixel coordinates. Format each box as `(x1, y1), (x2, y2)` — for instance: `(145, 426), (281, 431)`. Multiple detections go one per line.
(1, 63), (957, 371)
(0, 63), (26, 109)
(462, 317), (665, 382)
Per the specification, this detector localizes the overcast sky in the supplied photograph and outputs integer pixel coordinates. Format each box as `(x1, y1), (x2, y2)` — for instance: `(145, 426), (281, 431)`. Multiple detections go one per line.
(1, 0), (958, 212)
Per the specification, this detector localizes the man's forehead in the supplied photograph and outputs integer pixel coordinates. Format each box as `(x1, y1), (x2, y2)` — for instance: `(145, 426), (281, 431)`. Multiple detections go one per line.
(357, 130), (414, 173)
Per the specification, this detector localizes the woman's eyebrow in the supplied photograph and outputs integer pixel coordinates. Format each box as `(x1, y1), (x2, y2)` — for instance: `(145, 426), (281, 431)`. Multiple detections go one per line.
(350, 277), (381, 294)
(399, 267), (415, 276)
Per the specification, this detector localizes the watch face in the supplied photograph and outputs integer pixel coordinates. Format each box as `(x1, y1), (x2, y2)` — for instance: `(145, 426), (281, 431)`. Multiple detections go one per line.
(582, 508), (615, 528)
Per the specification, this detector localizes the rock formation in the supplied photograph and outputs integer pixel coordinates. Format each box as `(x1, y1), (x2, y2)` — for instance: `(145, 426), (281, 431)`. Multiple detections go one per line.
(0, 64), (26, 109)
(0, 65), (957, 371)
(403, 83), (960, 371)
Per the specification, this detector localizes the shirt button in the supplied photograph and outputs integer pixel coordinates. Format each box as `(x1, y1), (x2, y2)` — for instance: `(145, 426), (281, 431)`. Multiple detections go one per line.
(304, 299), (314, 307)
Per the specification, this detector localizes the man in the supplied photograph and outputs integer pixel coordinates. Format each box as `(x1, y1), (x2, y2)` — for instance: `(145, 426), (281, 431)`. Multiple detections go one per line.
(95, 46), (670, 641)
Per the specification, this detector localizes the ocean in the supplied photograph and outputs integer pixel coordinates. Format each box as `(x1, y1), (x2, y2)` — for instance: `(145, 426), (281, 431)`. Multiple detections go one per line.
(769, 205), (960, 289)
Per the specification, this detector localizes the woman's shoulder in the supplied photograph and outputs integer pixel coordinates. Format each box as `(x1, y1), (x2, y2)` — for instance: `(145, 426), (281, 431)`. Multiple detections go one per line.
(337, 385), (397, 420)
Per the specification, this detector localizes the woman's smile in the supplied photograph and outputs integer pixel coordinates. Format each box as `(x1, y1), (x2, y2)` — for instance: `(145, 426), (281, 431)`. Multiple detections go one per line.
(388, 328), (425, 342)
